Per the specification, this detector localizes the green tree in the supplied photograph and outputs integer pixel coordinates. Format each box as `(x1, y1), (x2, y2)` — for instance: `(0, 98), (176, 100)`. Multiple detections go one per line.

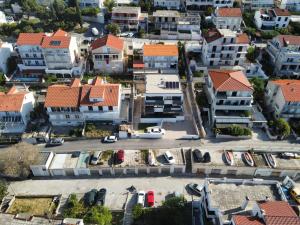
(0, 180), (7, 202)
(81, 7), (100, 16)
(162, 196), (186, 208)
(74, 0), (83, 27)
(250, 77), (265, 101)
(63, 194), (85, 218)
(276, 28), (290, 35)
(0, 73), (5, 86)
(132, 204), (144, 220)
(246, 46), (257, 62)
(84, 206), (112, 225)
(205, 7), (213, 16)
(138, 28), (145, 38)
(274, 118), (291, 138)
(106, 23), (120, 35)
(103, 0), (116, 13)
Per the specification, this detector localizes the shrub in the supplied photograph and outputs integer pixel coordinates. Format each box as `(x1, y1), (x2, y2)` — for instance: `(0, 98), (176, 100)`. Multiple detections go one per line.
(217, 125), (252, 136)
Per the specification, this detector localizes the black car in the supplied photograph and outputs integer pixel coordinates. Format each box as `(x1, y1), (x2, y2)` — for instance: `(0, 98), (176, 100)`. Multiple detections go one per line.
(45, 138), (64, 147)
(95, 188), (107, 206)
(84, 189), (97, 206)
(186, 183), (203, 197)
(203, 152), (211, 163)
(193, 149), (203, 162)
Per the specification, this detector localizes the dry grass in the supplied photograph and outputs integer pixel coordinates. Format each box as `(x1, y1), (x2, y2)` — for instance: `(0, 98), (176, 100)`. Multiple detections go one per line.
(8, 197), (56, 216)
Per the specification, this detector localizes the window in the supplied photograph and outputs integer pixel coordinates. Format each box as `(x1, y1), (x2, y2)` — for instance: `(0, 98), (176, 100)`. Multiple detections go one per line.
(237, 53), (241, 57)
(88, 106), (93, 111)
(234, 60), (239, 65)
(33, 54), (37, 58)
(285, 17), (288, 21)
(277, 17), (281, 21)
(75, 115), (79, 119)
(238, 46), (243, 51)
(98, 106), (103, 111)
(65, 115), (70, 119)
(212, 46), (217, 52)
(108, 106), (113, 111)
(210, 61), (214, 66)
(211, 53), (215, 58)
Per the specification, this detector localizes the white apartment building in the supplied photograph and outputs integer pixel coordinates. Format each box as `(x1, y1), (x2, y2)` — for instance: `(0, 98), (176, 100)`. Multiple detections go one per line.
(16, 33), (46, 72)
(154, 0), (181, 10)
(153, 10), (180, 31)
(265, 80), (300, 119)
(111, 7), (143, 31)
(91, 34), (124, 74)
(79, 0), (103, 8)
(0, 41), (13, 73)
(212, 8), (242, 31)
(186, 0), (233, 10)
(0, 86), (35, 134)
(266, 35), (300, 76)
(279, 0), (300, 11)
(242, 0), (274, 9)
(143, 44), (178, 70)
(42, 30), (83, 78)
(143, 74), (184, 122)
(205, 70), (254, 127)
(202, 29), (250, 67)
(254, 8), (291, 30)
(45, 77), (122, 126)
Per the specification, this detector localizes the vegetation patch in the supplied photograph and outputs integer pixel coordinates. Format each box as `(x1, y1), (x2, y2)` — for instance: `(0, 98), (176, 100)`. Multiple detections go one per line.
(214, 125), (252, 137)
(268, 119), (291, 138)
(85, 124), (112, 138)
(137, 123), (157, 133)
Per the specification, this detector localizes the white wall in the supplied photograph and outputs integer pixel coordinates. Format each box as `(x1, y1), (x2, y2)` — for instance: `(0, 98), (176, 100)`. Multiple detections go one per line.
(0, 43), (13, 73)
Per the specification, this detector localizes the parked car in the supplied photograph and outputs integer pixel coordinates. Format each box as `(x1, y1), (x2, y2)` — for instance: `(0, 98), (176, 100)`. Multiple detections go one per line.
(203, 152), (211, 163)
(147, 191), (154, 207)
(84, 189), (97, 206)
(92, 27), (99, 36)
(91, 151), (102, 165)
(116, 150), (124, 163)
(46, 138), (64, 147)
(186, 183), (203, 197)
(96, 188), (107, 206)
(137, 191), (146, 206)
(149, 128), (166, 135)
(193, 149), (203, 163)
(279, 152), (300, 159)
(102, 136), (118, 143)
(164, 151), (175, 164)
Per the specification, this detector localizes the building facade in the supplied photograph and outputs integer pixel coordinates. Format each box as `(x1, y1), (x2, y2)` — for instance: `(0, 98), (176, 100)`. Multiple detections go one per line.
(202, 29), (249, 67)
(266, 35), (300, 77)
(278, 0), (300, 11)
(265, 80), (300, 119)
(254, 8), (291, 30)
(0, 41), (13, 73)
(91, 35), (124, 74)
(111, 7), (143, 31)
(186, 0), (233, 10)
(212, 8), (242, 31)
(154, 0), (181, 10)
(44, 77), (122, 126)
(242, 0), (274, 9)
(79, 0), (103, 8)
(206, 70), (254, 128)
(0, 86), (35, 134)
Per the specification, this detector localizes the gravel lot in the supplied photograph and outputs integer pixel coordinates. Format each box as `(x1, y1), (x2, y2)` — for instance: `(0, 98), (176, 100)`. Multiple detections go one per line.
(8, 177), (205, 209)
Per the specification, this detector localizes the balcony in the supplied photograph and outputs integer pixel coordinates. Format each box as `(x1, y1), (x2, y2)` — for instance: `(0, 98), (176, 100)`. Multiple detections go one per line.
(214, 104), (252, 110)
(215, 92), (252, 100)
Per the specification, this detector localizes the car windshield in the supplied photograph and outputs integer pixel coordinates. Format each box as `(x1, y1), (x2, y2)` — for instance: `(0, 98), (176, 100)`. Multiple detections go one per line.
(92, 157), (97, 161)
(168, 156), (173, 160)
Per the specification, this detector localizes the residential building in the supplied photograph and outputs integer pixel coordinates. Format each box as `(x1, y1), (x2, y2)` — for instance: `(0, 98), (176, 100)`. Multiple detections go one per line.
(143, 44), (178, 70)
(266, 35), (300, 76)
(111, 7), (144, 31)
(243, 61), (268, 80)
(205, 70), (254, 127)
(212, 8), (242, 31)
(254, 8), (291, 30)
(79, 0), (103, 8)
(265, 80), (300, 119)
(0, 41), (13, 73)
(153, 0), (181, 10)
(91, 34), (124, 74)
(242, 0), (275, 9)
(202, 29), (250, 67)
(278, 0), (300, 11)
(143, 73), (184, 122)
(186, 0), (233, 10)
(0, 11), (7, 24)
(153, 10), (180, 31)
(0, 86), (35, 134)
(16, 33), (46, 73)
(42, 29), (83, 78)
(44, 77), (122, 126)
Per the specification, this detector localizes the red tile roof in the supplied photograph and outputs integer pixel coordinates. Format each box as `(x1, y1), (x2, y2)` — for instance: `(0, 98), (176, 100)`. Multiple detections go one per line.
(218, 8), (242, 17)
(143, 44), (178, 57)
(41, 35), (71, 49)
(0, 87), (28, 112)
(237, 33), (250, 44)
(91, 34), (124, 51)
(271, 80), (300, 102)
(277, 35), (300, 46)
(209, 70), (253, 92)
(16, 33), (45, 46)
(273, 8), (291, 17)
(233, 215), (264, 225)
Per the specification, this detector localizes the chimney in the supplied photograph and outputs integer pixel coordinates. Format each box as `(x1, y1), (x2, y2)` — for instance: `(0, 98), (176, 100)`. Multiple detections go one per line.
(241, 196), (250, 210)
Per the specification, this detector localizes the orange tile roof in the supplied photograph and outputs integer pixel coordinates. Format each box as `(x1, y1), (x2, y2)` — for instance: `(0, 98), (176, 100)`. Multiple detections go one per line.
(273, 8), (291, 17)
(0, 87), (27, 112)
(143, 44), (178, 57)
(218, 8), (242, 17)
(42, 35), (71, 49)
(271, 80), (300, 102)
(17, 33), (45, 46)
(277, 35), (300, 46)
(52, 29), (69, 37)
(91, 34), (124, 51)
(237, 33), (250, 44)
(233, 215), (264, 225)
(209, 70), (253, 92)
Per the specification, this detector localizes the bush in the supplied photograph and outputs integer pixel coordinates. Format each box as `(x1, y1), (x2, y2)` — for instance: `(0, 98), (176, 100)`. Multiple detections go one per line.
(132, 204), (144, 220)
(84, 205), (112, 225)
(0, 180), (7, 202)
(261, 30), (279, 39)
(193, 71), (203, 78)
(216, 125), (252, 136)
(81, 7), (100, 16)
(273, 118), (291, 138)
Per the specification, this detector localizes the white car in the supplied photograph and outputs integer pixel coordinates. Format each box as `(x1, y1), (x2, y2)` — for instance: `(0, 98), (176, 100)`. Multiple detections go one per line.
(102, 136), (117, 143)
(91, 151), (102, 165)
(149, 128), (165, 135)
(92, 27), (99, 36)
(119, 32), (129, 37)
(137, 191), (146, 206)
(164, 151), (175, 164)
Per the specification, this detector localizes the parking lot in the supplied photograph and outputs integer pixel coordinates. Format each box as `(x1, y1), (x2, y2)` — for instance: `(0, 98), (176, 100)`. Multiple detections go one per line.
(8, 177), (205, 210)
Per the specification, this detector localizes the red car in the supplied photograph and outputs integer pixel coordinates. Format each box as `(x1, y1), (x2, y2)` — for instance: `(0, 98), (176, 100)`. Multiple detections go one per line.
(117, 150), (124, 163)
(147, 191), (154, 207)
